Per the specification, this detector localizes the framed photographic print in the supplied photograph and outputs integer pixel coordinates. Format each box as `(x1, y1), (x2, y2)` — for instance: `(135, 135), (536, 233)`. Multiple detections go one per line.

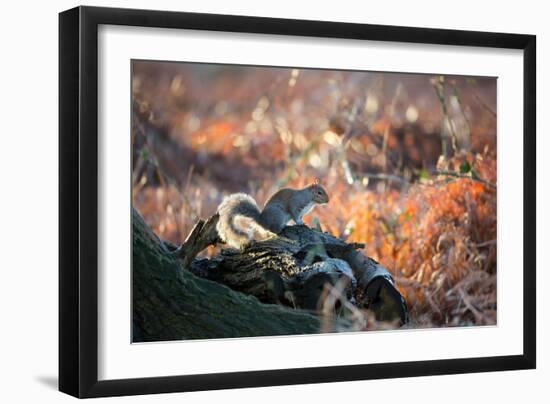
(59, 6), (536, 398)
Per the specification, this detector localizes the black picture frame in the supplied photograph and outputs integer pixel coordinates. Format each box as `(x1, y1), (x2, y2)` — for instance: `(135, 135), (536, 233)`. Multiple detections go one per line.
(59, 5), (536, 398)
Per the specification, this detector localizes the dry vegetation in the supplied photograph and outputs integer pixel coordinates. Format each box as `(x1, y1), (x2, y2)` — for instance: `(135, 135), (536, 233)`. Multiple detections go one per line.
(132, 61), (497, 329)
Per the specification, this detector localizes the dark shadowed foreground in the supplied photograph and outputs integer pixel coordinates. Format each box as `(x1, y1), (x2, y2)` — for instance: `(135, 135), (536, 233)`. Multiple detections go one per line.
(132, 208), (323, 341)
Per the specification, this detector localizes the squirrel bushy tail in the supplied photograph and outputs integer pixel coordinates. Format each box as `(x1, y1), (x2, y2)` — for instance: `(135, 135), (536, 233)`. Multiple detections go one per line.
(216, 193), (273, 249)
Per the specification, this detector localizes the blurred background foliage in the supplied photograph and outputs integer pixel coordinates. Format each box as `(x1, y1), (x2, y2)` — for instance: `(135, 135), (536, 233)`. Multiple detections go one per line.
(132, 60), (497, 329)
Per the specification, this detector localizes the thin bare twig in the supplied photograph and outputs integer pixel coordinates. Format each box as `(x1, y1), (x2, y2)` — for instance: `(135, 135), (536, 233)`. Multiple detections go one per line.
(473, 92), (497, 119)
(435, 170), (496, 190)
(451, 81), (472, 147)
(432, 77), (459, 156)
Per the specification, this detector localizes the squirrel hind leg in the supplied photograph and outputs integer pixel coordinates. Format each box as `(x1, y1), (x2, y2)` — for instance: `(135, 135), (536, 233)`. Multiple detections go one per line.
(252, 226), (277, 242)
(233, 216), (274, 245)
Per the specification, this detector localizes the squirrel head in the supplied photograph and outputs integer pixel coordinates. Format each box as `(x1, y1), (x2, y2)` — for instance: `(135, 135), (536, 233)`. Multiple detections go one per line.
(309, 180), (329, 204)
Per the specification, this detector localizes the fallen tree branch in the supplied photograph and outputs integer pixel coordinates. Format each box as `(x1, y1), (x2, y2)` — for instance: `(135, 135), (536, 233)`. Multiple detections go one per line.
(170, 212), (220, 269)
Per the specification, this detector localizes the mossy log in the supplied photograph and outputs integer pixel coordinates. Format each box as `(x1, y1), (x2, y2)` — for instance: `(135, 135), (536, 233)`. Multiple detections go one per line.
(132, 208), (324, 342)
(133, 206), (408, 342)
(184, 223), (408, 324)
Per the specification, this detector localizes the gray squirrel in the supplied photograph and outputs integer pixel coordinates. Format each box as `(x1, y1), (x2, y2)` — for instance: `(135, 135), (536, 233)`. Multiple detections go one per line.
(216, 181), (329, 249)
